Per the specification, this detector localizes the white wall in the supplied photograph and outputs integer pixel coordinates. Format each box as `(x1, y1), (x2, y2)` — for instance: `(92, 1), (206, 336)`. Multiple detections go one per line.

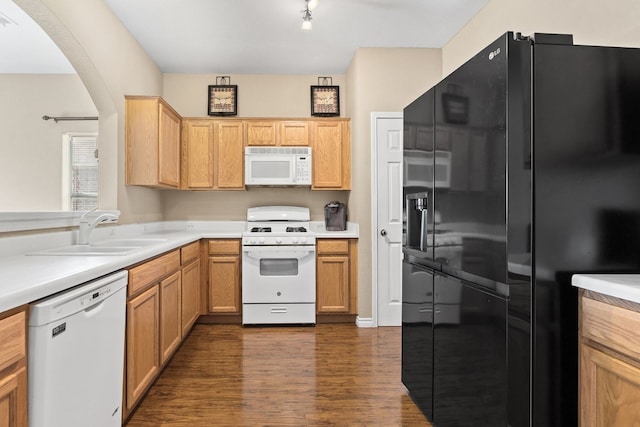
(0, 74), (97, 211)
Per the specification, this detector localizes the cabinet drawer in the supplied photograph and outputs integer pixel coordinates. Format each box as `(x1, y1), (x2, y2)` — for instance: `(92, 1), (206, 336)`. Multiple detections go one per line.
(208, 239), (240, 255)
(0, 311), (26, 373)
(582, 296), (640, 360)
(181, 241), (200, 265)
(317, 239), (349, 255)
(129, 250), (181, 296)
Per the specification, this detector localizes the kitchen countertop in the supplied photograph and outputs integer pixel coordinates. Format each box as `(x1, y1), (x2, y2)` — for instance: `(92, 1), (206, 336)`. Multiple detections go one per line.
(572, 274), (640, 304)
(0, 220), (358, 313)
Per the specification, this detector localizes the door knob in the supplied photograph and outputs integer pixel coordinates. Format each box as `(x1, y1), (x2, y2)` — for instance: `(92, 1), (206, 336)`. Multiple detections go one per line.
(380, 229), (387, 236)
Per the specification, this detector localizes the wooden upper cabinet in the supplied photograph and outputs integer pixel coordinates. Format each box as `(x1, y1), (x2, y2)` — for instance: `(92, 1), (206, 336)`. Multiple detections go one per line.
(182, 120), (214, 189)
(246, 121), (277, 146)
(245, 120), (310, 146)
(181, 119), (244, 190)
(280, 121), (309, 146)
(126, 96), (181, 188)
(215, 121), (245, 189)
(311, 120), (351, 190)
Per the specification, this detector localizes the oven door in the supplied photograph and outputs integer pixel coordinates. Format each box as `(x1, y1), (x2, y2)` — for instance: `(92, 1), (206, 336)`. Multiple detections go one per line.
(242, 245), (316, 303)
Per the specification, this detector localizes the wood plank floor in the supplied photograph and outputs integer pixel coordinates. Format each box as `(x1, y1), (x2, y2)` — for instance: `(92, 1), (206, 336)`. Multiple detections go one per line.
(126, 323), (431, 426)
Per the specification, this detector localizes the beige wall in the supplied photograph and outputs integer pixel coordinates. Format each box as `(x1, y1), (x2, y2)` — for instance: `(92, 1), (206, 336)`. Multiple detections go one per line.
(0, 74), (97, 211)
(443, 0), (640, 76)
(346, 48), (442, 318)
(16, 0), (165, 224)
(161, 73), (349, 221)
(163, 74), (347, 118)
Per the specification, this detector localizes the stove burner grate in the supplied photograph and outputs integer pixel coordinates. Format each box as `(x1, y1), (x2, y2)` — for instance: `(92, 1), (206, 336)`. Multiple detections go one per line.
(250, 227), (272, 232)
(286, 226), (307, 233)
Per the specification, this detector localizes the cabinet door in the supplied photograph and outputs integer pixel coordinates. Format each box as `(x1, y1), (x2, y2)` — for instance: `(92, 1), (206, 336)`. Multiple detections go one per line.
(311, 121), (350, 189)
(316, 255), (350, 313)
(158, 102), (181, 187)
(126, 285), (160, 411)
(182, 120), (214, 189)
(246, 121), (277, 146)
(0, 310), (27, 427)
(0, 368), (27, 427)
(215, 121), (245, 189)
(208, 255), (241, 314)
(280, 121), (309, 146)
(160, 271), (182, 364)
(580, 343), (640, 427)
(181, 259), (201, 337)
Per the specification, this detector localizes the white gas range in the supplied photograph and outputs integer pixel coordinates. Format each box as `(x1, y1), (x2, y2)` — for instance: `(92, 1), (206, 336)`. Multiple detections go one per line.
(241, 206), (316, 325)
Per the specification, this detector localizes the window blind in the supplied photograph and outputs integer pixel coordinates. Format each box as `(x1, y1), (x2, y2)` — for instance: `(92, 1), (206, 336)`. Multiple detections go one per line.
(69, 136), (98, 211)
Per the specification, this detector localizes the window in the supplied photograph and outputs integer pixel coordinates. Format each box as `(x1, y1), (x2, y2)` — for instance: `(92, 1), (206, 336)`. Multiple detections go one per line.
(62, 134), (98, 211)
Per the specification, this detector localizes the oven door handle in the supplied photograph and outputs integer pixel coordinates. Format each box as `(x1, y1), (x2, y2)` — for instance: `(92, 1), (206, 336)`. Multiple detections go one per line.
(243, 248), (315, 260)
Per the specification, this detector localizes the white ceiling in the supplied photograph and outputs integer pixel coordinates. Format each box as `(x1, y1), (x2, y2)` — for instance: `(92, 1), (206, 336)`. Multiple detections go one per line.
(1, 0), (489, 74)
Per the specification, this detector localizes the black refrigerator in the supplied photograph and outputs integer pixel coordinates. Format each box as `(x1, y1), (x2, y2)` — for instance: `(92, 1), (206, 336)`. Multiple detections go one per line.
(401, 31), (640, 427)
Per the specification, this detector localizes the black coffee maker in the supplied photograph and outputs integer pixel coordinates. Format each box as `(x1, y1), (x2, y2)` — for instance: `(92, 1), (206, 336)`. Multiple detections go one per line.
(324, 202), (347, 231)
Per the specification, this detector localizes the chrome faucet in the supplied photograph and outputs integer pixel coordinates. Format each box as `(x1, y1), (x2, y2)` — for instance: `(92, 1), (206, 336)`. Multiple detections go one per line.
(78, 209), (120, 245)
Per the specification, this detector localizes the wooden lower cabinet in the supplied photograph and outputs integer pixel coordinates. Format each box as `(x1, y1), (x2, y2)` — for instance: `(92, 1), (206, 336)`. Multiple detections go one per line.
(126, 285), (160, 412)
(124, 244), (202, 420)
(159, 271), (182, 364)
(317, 255), (350, 312)
(316, 239), (358, 318)
(181, 258), (201, 336)
(0, 308), (27, 427)
(0, 368), (27, 427)
(580, 290), (640, 426)
(207, 239), (241, 315)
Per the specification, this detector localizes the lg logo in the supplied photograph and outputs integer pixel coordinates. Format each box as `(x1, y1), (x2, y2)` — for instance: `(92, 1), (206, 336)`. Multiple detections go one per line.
(489, 47), (501, 60)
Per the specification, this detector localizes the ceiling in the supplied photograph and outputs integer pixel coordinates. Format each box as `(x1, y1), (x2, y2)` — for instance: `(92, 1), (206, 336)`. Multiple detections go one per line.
(1, 0), (489, 75)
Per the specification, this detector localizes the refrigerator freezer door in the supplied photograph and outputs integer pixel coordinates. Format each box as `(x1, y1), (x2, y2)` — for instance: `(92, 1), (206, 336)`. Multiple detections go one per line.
(401, 260), (434, 421)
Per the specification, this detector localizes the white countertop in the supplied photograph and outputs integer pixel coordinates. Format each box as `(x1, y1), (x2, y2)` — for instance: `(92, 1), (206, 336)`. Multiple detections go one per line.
(0, 220), (358, 313)
(572, 274), (640, 304)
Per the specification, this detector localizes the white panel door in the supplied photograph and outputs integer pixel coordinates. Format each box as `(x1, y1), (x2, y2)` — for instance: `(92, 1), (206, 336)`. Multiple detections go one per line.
(376, 115), (404, 326)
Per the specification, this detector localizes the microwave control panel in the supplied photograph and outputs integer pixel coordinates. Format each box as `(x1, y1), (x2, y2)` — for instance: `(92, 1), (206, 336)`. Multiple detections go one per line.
(296, 155), (312, 184)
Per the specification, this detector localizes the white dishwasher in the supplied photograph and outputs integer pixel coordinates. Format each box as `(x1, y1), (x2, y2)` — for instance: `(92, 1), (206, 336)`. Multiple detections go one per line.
(28, 270), (128, 427)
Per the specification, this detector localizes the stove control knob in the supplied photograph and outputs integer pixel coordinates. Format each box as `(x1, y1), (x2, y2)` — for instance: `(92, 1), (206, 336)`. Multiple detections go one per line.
(301, 237), (307, 244)
(292, 237), (299, 244)
(276, 237), (282, 244)
(250, 238), (256, 244)
(259, 237), (265, 244)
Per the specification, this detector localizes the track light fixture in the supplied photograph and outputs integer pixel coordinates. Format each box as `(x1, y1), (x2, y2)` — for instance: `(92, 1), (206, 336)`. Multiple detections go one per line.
(301, 0), (317, 30)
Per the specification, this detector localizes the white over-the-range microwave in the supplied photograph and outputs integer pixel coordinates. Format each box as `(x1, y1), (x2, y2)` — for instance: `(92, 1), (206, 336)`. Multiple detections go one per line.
(244, 146), (312, 186)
